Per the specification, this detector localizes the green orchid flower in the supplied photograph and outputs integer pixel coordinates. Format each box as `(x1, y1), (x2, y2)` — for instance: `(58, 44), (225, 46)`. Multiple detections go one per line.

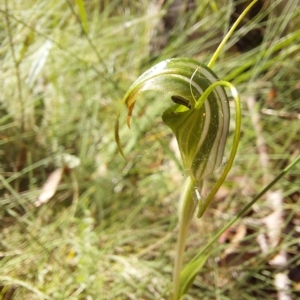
(114, 2), (267, 299)
(115, 57), (241, 218)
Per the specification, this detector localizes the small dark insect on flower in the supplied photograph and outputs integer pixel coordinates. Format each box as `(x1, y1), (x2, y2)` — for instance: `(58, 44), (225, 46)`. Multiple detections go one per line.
(171, 95), (191, 109)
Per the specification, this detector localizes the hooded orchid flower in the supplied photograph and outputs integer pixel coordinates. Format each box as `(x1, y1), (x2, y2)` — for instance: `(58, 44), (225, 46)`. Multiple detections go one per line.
(115, 57), (241, 218)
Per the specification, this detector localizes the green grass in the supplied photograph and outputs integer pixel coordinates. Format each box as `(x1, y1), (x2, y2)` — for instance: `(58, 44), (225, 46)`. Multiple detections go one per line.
(1, 0), (300, 299)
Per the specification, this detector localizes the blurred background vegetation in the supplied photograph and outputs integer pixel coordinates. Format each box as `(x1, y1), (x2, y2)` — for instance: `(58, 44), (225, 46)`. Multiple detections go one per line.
(1, 0), (300, 299)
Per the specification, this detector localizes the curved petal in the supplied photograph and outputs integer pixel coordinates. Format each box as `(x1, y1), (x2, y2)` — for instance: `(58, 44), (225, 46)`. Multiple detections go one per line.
(122, 58), (222, 126)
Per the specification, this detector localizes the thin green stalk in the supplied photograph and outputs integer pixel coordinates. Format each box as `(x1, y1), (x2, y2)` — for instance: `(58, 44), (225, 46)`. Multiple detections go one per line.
(173, 176), (197, 300)
(4, 0), (24, 131)
(208, 0), (259, 69)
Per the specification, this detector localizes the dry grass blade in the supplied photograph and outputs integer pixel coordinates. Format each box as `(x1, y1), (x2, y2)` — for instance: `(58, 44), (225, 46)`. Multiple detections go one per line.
(34, 168), (64, 207)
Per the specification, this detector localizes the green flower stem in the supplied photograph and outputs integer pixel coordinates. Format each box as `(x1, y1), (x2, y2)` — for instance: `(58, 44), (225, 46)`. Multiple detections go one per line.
(173, 176), (197, 300)
(195, 81), (241, 218)
(185, 154), (300, 267)
(208, 0), (259, 69)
